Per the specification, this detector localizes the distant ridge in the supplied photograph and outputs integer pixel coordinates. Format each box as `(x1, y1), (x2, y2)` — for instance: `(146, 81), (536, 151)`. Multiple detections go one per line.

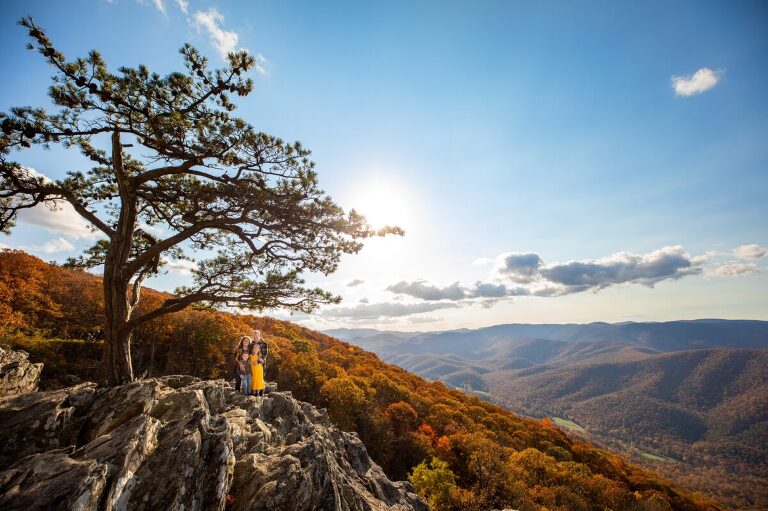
(328, 320), (768, 509)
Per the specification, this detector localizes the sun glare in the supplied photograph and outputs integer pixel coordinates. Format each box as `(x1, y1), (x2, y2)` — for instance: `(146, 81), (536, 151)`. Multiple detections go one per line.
(349, 180), (414, 231)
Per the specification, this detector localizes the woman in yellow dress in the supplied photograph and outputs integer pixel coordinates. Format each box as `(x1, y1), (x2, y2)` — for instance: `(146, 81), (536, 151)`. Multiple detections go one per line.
(249, 347), (266, 397)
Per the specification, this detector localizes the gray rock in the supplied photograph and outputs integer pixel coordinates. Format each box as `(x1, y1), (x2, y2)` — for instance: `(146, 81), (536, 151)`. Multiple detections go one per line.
(0, 376), (428, 511)
(0, 347), (42, 397)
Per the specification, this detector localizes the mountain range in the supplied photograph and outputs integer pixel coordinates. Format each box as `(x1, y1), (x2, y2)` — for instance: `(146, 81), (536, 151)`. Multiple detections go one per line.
(327, 320), (768, 510)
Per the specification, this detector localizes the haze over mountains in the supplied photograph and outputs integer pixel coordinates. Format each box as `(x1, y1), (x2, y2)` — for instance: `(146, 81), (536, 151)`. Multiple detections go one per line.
(327, 320), (768, 509)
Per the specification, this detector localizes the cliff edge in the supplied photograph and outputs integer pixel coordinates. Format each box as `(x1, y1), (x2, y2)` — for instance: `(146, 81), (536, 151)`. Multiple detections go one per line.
(0, 357), (428, 511)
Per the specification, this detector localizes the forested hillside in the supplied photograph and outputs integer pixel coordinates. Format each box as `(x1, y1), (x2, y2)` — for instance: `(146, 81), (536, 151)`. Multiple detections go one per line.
(486, 350), (768, 510)
(331, 326), (768, 510)
(0, 249), (725, 511)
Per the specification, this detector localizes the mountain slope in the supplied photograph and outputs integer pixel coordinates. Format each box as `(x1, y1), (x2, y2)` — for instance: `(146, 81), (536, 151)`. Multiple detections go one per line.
(486, 349), (768, 509)
(330, 325), (768, 509)
(0, 249), (726, 511)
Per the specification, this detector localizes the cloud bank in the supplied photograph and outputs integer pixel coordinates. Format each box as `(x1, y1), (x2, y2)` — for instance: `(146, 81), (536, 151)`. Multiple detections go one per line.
(388, 245), (704, 303)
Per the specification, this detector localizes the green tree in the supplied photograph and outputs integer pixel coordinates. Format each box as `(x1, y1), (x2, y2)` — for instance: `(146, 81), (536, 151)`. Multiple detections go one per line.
(409, 457), (458, 511)
(0, 18), (400, 385)
(320, 376), (366, 430)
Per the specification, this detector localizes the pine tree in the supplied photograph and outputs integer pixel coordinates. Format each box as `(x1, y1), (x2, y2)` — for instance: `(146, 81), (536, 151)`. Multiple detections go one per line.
(0, 17), (401, 385)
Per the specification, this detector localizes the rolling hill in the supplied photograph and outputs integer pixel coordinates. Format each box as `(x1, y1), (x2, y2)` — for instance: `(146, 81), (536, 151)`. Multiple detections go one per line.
(329, 323), (768, 509)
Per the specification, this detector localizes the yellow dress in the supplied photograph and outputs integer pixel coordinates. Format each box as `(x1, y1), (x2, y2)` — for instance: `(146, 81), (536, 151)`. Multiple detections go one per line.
(250, 354), (265, 392)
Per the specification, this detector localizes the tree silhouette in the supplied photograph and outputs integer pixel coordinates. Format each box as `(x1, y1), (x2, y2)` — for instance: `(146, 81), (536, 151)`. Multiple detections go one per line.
(0, 17), (400, 385)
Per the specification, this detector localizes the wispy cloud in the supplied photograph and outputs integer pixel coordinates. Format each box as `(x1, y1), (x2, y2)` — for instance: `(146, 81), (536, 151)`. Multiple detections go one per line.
(707, 262), (760, 277)
(163, 258), (197, 275)
(192, 9), (239, 59)
(152, 0), (165, 14)
(347, 278), (365, 287)
(20, 237), (76, 254)
(320, 301), (459, 320)
(734, 244), (768, 260)
(174, 0), (188, 14)
(672, 68), (723, 97)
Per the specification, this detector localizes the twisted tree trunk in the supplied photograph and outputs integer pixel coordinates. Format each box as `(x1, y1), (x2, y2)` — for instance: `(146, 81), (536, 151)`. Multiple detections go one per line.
(101, 129), (138, 385)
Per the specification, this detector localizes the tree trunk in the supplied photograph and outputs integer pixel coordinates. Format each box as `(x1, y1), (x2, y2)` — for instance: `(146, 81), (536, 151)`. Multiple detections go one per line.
(101, 128), (138, 386)
(102, 264), (134, 385)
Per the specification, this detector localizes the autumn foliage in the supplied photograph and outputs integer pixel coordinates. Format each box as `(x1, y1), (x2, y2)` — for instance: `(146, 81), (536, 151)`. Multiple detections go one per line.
(0, 249), (725, 511)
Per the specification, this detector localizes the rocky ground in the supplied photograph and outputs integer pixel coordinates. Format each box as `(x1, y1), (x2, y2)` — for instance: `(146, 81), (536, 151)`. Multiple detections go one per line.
(0, 352), (428, 511)
(0, 347), (42, 398)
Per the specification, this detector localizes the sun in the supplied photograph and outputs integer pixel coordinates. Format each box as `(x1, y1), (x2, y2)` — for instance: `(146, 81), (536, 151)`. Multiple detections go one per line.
(349, 179), (414, 230)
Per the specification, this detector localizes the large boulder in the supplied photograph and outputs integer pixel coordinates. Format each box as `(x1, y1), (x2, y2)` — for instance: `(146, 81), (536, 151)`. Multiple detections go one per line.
(0, 347), (42, 397)
(0, 376), (428, 511)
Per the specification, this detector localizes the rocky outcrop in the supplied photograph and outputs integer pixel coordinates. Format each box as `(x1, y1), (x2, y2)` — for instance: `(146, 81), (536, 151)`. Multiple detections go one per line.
(0, 347), (42, 397)
(0, 375), (428, 511)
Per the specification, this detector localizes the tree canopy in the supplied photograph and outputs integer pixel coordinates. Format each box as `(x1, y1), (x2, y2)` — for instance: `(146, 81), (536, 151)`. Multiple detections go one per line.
(0, 17), (401, 383)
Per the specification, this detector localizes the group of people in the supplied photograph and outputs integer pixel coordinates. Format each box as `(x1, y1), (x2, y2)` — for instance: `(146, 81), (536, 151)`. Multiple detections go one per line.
(233, 330), (269, 397)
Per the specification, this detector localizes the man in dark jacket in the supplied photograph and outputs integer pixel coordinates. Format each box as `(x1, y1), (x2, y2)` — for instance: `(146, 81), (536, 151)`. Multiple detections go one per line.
(253, 330), (268, 377)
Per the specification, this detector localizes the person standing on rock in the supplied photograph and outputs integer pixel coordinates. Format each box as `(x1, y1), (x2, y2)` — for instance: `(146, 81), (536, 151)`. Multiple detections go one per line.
(233, 336), (251, 391)
(249, 345), (266, 397)
(237, 352), (251, 396)
(253, 330), (269, 378)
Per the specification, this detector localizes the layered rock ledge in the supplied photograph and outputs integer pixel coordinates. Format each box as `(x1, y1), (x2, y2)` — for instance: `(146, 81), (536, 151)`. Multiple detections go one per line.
(0, 374), (428, 511)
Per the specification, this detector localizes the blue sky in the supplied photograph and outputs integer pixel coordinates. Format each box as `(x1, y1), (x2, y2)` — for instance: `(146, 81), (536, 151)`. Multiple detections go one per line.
(1, 0), (766, 329)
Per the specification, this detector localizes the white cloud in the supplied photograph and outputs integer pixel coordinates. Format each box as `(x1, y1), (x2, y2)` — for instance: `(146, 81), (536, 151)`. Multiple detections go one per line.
(163, 258), (197, 275)
(190, 9), (268, 73)
(152, 0), (165, 14)
(320, 301), (459, 320)
(0, 242), (11, 250)
(672, 68), (723, 97)
(174, 0), (188, 13)
(17, 201), (100, 240)
(12, 168), (100, 240)
(192, 8), (242, 60)
(734, 244), (768, 260)
(21, 237), (76, 254)
(707, 263), (760, 277)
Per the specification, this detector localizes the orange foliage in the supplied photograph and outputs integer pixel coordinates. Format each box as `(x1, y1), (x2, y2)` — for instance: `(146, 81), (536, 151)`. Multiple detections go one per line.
(0, 249), (727, 511)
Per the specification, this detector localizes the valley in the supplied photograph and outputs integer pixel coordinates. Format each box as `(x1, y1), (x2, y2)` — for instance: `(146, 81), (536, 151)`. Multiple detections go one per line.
(328, 321), (768, 509)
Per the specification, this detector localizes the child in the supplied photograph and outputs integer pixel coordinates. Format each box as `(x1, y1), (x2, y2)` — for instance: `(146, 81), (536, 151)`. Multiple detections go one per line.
(238, 352), (252, 396)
